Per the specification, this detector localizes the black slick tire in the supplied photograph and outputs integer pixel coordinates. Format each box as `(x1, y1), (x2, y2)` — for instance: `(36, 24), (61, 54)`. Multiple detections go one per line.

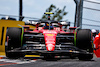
(6, 27), (24, 58)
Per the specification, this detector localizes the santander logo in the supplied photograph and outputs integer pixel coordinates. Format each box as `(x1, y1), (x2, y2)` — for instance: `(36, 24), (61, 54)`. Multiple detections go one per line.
(43, 30), (57, 34)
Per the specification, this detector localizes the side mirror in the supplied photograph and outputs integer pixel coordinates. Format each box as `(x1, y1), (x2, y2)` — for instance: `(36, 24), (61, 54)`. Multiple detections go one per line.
(25, 20), (39, 25)
(60, 21), (70, 26)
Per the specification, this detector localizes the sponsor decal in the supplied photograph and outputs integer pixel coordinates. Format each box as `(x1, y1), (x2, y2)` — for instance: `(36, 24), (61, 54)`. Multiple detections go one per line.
(47, 44), (54, 47)
(46, 44), (54, 51)
(46, 42), (55, 44)
(43, 30), (57, 34)
(46, 34), (54, 36)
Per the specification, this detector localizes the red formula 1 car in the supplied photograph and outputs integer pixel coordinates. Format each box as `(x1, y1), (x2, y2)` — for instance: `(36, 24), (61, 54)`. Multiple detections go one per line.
(6, 13), (93, 60)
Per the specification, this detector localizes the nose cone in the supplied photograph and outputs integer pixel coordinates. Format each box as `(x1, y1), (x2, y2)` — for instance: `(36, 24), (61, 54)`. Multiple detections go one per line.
(43, 30), (57, 51)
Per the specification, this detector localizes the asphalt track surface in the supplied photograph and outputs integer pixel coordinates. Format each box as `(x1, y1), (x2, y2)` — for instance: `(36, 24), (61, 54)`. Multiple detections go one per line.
(0, 56), (100, 67)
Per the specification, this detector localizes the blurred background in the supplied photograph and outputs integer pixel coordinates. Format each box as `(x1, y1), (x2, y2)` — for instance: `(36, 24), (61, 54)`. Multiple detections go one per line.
(0, 0), (100, 30)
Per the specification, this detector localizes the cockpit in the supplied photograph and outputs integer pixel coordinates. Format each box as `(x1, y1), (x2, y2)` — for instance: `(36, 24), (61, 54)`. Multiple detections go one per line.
(38, 21), (60, 30)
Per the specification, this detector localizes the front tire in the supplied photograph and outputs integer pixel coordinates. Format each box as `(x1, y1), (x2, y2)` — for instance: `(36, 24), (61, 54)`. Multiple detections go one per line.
(76, 29), (93, 52)
(7, 27), (22, 50)
(6, 27), (24, 58)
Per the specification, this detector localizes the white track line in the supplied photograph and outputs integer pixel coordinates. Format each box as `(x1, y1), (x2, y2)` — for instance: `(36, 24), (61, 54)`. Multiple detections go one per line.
(0, 58), (36, 64)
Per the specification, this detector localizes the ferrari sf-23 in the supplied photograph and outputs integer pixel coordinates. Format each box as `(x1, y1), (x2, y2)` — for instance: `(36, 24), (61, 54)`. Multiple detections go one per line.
(6, 13), (94, 60)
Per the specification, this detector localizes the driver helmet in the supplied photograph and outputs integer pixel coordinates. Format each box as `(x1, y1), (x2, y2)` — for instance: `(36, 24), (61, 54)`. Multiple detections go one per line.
(92, 29), (96, 37)
(92, 29), (96, 33)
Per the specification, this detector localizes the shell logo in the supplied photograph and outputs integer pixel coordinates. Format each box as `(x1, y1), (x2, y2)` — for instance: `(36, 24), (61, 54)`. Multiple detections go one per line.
(46, 34), (54, 36)
(47, 44), (54, 51)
